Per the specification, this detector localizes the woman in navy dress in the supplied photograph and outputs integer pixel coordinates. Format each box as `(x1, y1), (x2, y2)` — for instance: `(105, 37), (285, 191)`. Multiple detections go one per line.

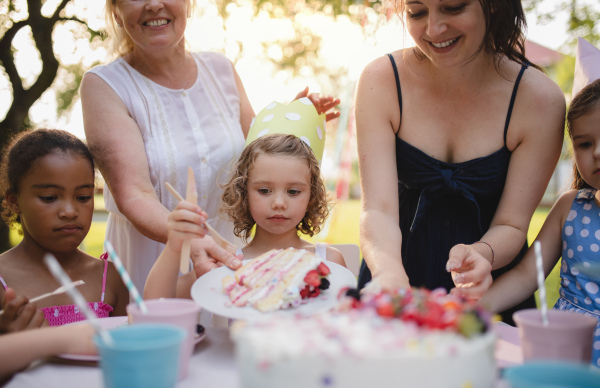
(355, 0), (566, 323)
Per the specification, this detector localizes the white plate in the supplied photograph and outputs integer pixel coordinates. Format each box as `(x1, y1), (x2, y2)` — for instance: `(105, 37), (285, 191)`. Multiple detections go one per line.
(57, 316), (206, 362)
(190, 261), (357, 320)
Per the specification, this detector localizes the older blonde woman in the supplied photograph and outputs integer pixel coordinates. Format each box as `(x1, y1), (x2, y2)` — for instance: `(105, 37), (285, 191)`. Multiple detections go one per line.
(81, 0), (338, 294)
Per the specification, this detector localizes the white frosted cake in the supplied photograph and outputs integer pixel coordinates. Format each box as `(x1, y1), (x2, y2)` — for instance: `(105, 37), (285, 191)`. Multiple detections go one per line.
(232, 288), (496, 388)
(222, 248), (331, 312)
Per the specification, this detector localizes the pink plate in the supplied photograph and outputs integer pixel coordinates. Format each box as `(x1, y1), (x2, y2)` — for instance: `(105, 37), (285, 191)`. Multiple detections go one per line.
(57, 316), (206, 362)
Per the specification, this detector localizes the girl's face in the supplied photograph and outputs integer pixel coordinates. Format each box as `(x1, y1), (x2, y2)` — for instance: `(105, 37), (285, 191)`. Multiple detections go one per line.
(571, 106), (600, 191)
(8, 153), (95, 254)
(114, 0), (188, 52)
(247, 154), (311, 237)
(404, 0), (486, 68)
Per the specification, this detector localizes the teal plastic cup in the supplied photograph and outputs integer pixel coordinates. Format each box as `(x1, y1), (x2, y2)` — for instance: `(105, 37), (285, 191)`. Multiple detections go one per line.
(95, 324), (186, 388)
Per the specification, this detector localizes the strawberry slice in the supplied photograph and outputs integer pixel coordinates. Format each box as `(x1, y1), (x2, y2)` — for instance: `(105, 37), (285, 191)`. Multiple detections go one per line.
(316, 263), (330, 276)
(304, 270), (321, 287)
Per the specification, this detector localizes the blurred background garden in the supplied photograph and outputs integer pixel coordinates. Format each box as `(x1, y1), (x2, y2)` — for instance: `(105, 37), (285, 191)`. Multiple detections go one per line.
(3, 0), (599, 308)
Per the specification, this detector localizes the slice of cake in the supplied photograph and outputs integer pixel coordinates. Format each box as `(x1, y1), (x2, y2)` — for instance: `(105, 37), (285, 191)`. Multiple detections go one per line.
(232, 287), (496, 388)
(222, 248), (331, 312)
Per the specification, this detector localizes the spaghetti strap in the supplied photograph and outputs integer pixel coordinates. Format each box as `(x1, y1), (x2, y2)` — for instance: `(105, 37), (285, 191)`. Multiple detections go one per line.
(503, 63), (529, 145)
(386, 53), (403, 133)
(0, 275), (7, 290)
(315, 242), (327, 260)
(100, 252), (109, 303)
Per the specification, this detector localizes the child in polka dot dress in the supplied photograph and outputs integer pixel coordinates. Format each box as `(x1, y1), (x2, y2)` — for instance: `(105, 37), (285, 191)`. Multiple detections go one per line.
(0, 129), (129, 333)
(478, 79), (600, 366)
(144, 100), (346, 301)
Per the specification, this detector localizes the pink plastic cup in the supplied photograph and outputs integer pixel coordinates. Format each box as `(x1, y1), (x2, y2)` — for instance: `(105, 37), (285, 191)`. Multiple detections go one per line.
(513, 309), (597, 364)
(127, 298), (201, 380)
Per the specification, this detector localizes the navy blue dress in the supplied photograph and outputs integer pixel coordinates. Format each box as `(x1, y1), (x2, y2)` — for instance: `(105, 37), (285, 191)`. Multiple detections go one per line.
(358, 54), (536, 324)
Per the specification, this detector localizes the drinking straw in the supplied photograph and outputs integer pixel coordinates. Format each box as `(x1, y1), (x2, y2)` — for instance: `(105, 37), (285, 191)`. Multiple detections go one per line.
(105, 241), (148, 314)
(0, 280), (85, 316)
(534, 241), (549, 326)
(44, 254), (114, 346)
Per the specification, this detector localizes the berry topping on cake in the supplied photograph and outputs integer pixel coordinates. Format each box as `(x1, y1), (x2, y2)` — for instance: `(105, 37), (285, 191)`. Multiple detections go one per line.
(222, 248), (331, 312)
(338, 287), (491, 338)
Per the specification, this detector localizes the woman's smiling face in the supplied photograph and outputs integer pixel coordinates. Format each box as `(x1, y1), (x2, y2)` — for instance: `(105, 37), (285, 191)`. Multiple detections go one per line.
(114, 0), (189, 52)
(403, 0), (487, 68)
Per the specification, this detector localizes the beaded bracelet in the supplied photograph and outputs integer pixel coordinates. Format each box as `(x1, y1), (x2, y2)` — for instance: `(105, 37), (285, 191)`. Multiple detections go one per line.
(474, 241), (495, 267)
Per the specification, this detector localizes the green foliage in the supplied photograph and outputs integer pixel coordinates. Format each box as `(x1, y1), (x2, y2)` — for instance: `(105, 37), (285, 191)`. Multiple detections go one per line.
(553, 55), (577, 94)
(524, 0), (600, 52)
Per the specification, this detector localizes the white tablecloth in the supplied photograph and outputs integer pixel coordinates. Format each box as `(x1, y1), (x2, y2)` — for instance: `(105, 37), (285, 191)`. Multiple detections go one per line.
(6, 324), (521, 388)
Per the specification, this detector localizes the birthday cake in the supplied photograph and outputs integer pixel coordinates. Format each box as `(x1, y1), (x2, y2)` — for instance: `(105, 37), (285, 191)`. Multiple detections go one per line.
(222, 248), (331, 312)
(232, 288), (496, 388)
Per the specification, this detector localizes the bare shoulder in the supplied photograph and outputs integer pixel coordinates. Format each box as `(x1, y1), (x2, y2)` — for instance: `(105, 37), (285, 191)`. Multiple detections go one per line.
(358, 50), (405, 86)
(0, 248), (22, 272)
(553, 189), (579, 213)
(506, 63), (566, 149)
(518, 65), (566, 111)
(547, 189), (579, 228)
(325, 246), (346, 268)
(356, 50), (408, 134)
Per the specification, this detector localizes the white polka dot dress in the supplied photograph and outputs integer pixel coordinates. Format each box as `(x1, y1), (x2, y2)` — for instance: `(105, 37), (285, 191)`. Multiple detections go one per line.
(555, 189), (600, 366)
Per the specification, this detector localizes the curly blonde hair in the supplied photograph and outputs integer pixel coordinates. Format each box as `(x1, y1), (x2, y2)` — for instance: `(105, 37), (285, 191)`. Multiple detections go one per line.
(220, 134), (332, 242)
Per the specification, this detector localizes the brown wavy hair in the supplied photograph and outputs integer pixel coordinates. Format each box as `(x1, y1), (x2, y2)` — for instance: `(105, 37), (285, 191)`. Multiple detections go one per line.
(396, 0), (542, 72)
(0, 129), (95, 231)
(220, 134), (332, 243)
(567, 79), (600, 190)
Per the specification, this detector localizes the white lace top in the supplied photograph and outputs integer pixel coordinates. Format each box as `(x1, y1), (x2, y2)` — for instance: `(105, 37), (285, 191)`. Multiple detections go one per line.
(87, 52), (245, 292)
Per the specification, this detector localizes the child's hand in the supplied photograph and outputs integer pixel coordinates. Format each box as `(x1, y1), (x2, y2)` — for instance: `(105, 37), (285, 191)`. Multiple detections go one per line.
(59, 324), (97, 356)
(166, 201), (209, 252)
(446, 244), (493, 301)
(0, 288), (45, 334)
(294, 86), (341, 122)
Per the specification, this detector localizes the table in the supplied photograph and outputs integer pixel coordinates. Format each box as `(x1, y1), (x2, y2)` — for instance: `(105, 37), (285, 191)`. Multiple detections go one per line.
(5, 323), (522, 388)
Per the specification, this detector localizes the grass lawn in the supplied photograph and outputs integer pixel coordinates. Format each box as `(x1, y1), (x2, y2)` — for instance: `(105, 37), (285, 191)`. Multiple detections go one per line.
(10, 198), (559, 308)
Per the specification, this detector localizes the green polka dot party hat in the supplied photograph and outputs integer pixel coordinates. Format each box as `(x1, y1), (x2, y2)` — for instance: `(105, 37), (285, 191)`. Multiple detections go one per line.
(245, 97), (327, 163)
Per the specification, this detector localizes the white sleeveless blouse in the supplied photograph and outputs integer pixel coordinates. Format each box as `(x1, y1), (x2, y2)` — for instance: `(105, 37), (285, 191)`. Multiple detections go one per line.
(87, 52), (245, 292)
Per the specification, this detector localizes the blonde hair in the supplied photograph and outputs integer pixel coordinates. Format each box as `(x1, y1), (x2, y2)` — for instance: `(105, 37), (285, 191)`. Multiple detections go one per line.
(104, 0), (196, 57)
(220, 134), (333, 242)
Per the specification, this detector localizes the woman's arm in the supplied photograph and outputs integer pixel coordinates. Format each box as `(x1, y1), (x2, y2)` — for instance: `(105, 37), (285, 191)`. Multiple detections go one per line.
(448, 68), (566, 298)
(477, 190), (572, 313)
(81, 73), (171, 244)
(355, 56), (409, 289)
(231, 63), (255, 138)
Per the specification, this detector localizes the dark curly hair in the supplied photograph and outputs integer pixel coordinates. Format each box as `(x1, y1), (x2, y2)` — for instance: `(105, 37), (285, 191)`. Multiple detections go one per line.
(396, 0), (543, 72)
(567, 79), (600, 190)
(0, 129), (95, 230)
(220, 134), (332, 243)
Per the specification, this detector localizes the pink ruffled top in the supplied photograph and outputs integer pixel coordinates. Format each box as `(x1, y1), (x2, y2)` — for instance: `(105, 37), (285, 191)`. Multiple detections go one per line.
(0, 253), (114, 326)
